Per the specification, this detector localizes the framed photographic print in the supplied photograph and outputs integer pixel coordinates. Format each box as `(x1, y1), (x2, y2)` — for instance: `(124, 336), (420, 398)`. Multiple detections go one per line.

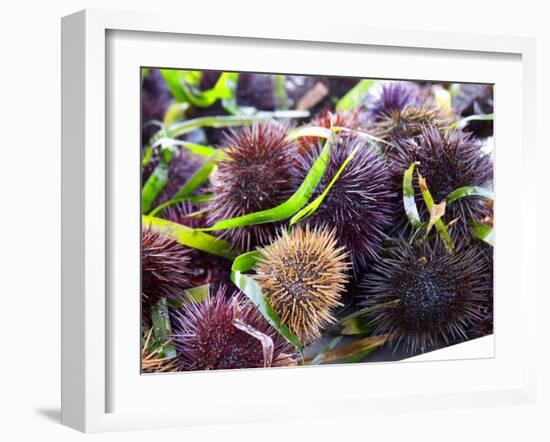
(61, 9), (537, 433)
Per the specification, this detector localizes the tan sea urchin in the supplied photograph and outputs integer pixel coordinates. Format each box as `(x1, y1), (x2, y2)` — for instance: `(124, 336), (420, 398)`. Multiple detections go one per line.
(254, 225), (350, 344)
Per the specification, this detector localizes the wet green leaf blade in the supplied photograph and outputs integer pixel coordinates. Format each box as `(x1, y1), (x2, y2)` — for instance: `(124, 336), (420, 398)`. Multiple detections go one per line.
(141, 162), (169, 214)
(143, 215), (238, 259)
(147, 194), (213, 217)
(305, 335), (387, 364)
(231, 251), (303, 353)
(290, 127), (355, 225)
(446, 186), (494, 204)
(159, 69), (190, 103)
(451, 113), (494, 130)
(166, 111), (309, 138)
(310, 336), (343, 365)
(174, 154), (218, 199)
(201, 132), (332, 231)
(418, 173), (454, 252)
(403, 162), (423, 228)
(274, 75), (288, 110)
(336, 79), (377, 111)
(150, 298), (176, 359)
(470, 222), (494, 246)
(151, 138), (218, 157)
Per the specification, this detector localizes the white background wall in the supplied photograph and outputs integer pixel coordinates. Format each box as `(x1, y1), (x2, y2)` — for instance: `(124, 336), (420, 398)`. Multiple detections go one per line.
(0, 1), (548, 440)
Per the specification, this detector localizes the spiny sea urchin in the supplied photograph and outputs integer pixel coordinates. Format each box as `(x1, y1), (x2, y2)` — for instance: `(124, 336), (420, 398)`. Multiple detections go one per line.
(254, 225), (350, 344)
(207, 121), (300, 251)
(296, 134), (395, 270)
(370, 105), (452, 145)
(160, 201), (232, 287)
(388, 126), (493, 234)
(141, 226), (191, 310)
(366, 81), (424, 123)
(365, 82), (451, 145)
(359, 237), (492, 354)
(298, 108), (364, 154)
(170, 286), (298, 370)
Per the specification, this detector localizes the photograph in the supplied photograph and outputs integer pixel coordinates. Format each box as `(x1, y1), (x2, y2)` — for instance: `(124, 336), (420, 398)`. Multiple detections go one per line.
(140, 68), (494, 373)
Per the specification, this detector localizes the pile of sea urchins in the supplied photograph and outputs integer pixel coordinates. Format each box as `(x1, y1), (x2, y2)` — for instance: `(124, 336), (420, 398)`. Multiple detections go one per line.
(141, 73), (494, 372)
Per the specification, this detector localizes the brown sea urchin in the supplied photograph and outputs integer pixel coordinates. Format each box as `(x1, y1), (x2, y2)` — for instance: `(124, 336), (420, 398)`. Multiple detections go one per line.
(359, 238), (492, 354)
(170, 286), (298, 370)
(370, 104), (452, 145)
(254, 225), (350, 344)
(141, 226), (191, 309)
(207, 122), (300, 251)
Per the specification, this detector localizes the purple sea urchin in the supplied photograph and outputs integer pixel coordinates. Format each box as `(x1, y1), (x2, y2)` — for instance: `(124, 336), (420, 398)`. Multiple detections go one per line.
(207, 122), (300, 251)
(141, 227), (191, 309)
(366, 81), (424, 123)
(296, 134), (395, 270)
(388, 126), (493, 234)
(359, 238), (491, 353)
(171, 286), (298, 370)
(254, 225), (350, 344)
(365, 82), (451, 145)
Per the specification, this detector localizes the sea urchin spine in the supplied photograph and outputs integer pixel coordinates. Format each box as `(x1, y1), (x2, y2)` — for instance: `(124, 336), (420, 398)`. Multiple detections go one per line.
(254, 225), (350, 344)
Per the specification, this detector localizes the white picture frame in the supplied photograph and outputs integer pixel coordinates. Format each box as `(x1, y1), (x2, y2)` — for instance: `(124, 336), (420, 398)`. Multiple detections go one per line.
(61, 9), (537, 433)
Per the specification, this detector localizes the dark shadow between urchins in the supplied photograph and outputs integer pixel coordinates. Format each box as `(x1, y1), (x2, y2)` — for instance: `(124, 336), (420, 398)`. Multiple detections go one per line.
(387, 125), (493, 237)
(141, 227), (191, 318)
(170, 285), (298, 370)
(358, 237), (492, 355)
(160, 201), (233, 288)
(296, 133), (395, 273)
(452, 84), (494, 139)
(206, 121), (300, 251)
